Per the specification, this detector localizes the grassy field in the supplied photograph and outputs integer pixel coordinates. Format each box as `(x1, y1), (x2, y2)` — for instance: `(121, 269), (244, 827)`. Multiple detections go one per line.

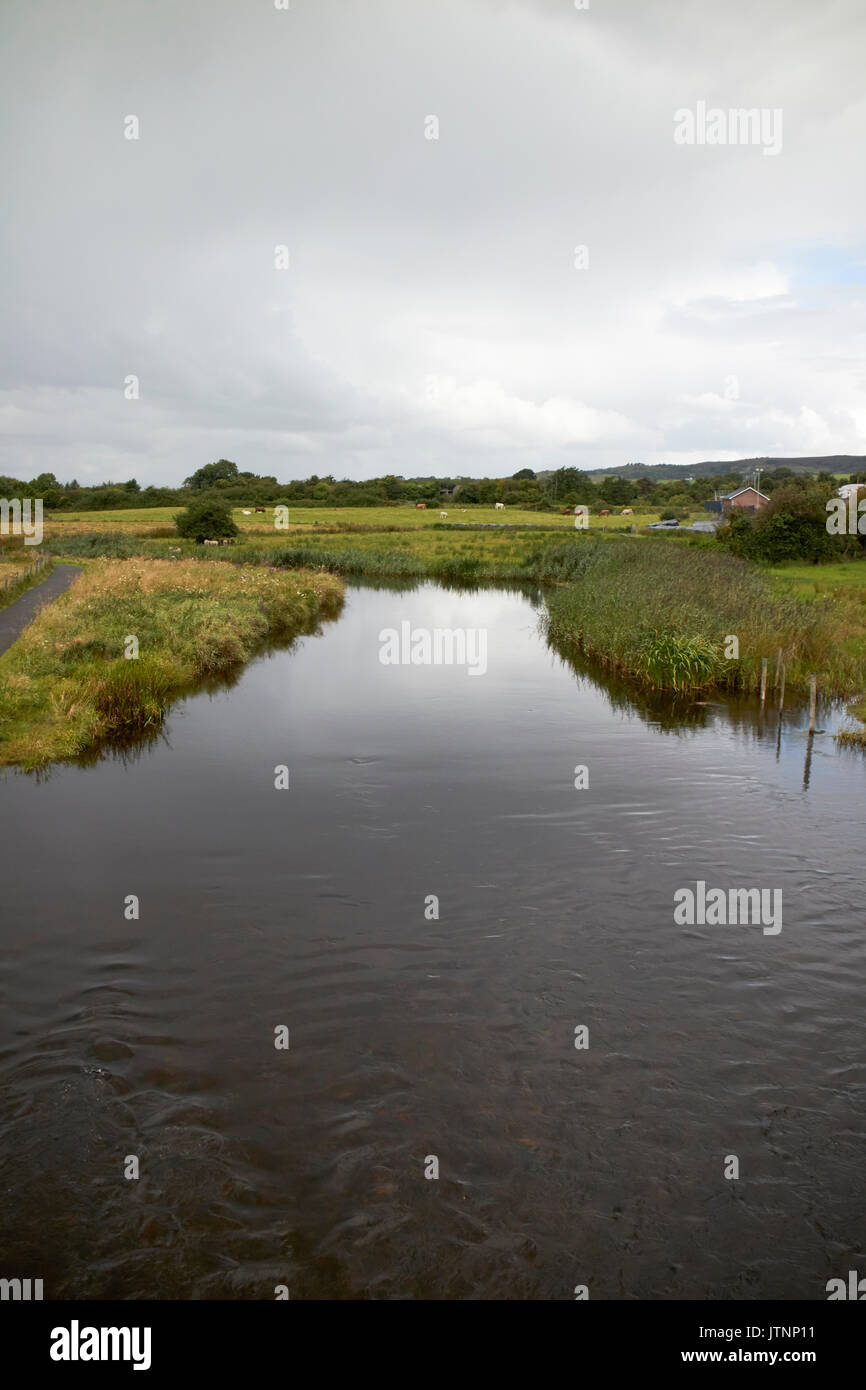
(44, 504), (668, 536)
(0, 558), (343, 769)
(771, 559), (866, 597)
(47, 514), (698, 581)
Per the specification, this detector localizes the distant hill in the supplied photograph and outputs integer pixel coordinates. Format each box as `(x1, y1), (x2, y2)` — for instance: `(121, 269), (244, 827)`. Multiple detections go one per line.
(587, 456), (866, 481)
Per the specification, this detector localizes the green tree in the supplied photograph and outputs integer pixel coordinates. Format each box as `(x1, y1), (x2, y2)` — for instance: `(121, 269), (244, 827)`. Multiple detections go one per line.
(175, 500), (239, 543)
(666, 492), (693, 512)
(598, 476), (635, 507)
(184, 459), (240, 490)
(719, 484), (846, 563)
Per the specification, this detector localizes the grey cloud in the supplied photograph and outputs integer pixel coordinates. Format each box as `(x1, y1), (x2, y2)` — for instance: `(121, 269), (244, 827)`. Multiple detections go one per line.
(1, 0), (864, 483)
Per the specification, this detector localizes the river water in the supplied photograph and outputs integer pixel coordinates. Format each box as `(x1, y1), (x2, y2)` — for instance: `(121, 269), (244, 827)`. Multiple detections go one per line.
(1, 581), (864, 1299)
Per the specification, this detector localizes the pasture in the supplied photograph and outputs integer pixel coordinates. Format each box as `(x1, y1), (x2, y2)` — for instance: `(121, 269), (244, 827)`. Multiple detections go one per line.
(43, 504), (665, 537)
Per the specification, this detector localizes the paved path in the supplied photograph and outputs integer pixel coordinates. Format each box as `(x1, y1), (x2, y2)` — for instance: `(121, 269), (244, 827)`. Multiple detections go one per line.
(0, 564), (82, 658)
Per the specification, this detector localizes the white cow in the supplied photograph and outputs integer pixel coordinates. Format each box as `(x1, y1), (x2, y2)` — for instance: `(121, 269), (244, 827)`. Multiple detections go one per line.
(203, 538), (219, 546)
(440, 511), (448, 519)
(494, 501), (505, 510)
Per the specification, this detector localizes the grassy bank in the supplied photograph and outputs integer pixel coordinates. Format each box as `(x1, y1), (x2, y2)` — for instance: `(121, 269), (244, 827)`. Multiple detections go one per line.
(41, 526), (866, 703)
(836, 697), (866, 747)
(0, 558), (343, 769)
(543, 539), (865, 696)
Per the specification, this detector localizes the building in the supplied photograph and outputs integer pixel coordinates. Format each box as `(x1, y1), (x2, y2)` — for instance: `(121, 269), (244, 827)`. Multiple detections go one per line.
(720, 486), (770, 513)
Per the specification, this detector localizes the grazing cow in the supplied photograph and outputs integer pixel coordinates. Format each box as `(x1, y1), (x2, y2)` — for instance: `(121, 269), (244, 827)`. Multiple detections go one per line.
(203, 538), (219, 545)
(440, 511), (448, 519)
(242, 509), (252, 515)
(621, 507), (633, 515)
(599, 509), (610, 516)
(415, 502), (426, 509)
(494, 501), (505, 510)
(218, 538), (236, 545)
(255, 506), (266, 513)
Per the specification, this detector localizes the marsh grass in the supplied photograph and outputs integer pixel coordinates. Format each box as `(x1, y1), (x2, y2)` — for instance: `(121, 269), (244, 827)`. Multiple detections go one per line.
(635, 632), (724, 693)
(0, 557), (343, 768)
(39, 525), (866, 704)
(84, 657), (174, 729)
(47, 532), (141, 559)
(541, 539), (862, 696)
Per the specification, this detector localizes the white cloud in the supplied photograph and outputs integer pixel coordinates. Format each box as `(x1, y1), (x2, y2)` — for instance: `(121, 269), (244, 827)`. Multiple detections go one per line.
(1, 0), (864, 482)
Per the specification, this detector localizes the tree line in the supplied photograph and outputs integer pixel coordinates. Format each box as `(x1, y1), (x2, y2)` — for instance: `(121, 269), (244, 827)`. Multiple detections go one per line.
(4, 459), (864, 513)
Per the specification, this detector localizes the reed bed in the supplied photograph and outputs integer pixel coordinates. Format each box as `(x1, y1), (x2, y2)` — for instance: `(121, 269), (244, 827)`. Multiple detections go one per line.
(541, 539), (861, 695)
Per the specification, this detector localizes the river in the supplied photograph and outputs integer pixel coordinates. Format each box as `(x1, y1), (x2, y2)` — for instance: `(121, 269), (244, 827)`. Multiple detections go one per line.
(0, 580), (863, 1299)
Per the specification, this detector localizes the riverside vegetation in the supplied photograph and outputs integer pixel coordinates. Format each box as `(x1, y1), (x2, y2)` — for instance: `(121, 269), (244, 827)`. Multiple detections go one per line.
(11, 505), (866, 761)
(0, 557), (343, 769)
(45, 516), (866, 694)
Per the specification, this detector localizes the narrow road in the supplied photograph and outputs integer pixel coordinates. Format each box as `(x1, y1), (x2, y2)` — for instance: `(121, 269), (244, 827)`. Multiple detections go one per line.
(0, 564), (82, 658)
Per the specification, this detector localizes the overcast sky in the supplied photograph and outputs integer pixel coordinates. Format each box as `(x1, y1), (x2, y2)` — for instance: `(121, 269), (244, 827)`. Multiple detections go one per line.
(2, 0), (864, 485)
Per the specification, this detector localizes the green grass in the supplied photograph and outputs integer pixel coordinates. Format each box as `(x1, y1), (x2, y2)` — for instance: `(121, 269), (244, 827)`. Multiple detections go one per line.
(543, 540), (864, 696)
(770, 559), (866, 596)
(38, 520), (866, 708)
(0, 557), (344, 769)
(45, 503), (662, 536)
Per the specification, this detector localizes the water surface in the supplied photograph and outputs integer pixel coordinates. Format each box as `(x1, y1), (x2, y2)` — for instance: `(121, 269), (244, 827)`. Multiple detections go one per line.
(1, 581), (864, 1299)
